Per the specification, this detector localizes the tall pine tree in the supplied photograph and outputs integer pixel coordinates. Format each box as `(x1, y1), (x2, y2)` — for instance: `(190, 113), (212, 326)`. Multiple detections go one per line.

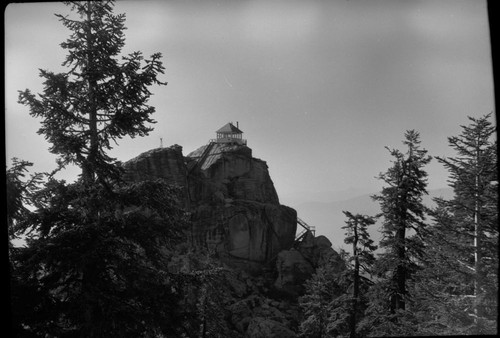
(299, 254), (349, 338)
(18, 0), (166, 186)
(11, 2), (190, 336)
(299, 212), (377, 338)
(422, 113), (498, 334)
(342, 211), (377, 338)
(366, 130), (431, 334)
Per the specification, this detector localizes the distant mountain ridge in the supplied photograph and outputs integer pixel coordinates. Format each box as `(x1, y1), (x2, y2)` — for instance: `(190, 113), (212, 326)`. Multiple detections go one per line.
(292, 187), (454, 251)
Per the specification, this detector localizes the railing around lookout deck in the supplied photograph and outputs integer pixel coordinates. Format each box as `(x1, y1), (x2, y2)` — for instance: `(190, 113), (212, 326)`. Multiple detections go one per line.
(210, 137), (247, 145)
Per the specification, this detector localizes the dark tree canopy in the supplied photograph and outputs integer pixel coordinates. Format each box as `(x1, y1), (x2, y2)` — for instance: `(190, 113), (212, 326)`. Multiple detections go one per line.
(342, 211), (377, 338)
(6, 159), (44, 238)
(10, 178), (188, 337)
(371, 130), (431, 313)
(18, 0), (166, 185)
(422, 113), (498, 334)
(10, 2), (192, 337)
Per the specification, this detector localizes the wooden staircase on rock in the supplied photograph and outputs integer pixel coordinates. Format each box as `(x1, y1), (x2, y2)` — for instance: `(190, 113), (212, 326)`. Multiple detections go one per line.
(294, 217), (315, 244)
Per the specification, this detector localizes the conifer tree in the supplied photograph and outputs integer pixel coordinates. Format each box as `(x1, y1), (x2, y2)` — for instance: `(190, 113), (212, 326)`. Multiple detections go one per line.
(6, 159), (45, 336)
(370, 130), (431, 317)
(6, 159), (44, 242)
(421, 113), (498, 334)
(342, 211), (377, 338)
(299, 255), (348, 338)
(10, 2), (189, 336)
(11, 178), (188, 337)
(18, 0), (166, 186)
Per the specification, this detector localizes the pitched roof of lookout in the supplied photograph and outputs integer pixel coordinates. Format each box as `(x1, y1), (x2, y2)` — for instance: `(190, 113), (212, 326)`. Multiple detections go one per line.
(216, 122), (243, 134)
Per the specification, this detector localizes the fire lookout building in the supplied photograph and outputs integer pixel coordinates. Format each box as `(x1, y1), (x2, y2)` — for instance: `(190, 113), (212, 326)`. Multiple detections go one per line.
(213, 122), (247, 145)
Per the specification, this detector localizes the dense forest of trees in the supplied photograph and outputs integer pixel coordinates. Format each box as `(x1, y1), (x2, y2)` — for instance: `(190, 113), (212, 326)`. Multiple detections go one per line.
(299, 116), (497, 337)
(7, 1), (498, 337)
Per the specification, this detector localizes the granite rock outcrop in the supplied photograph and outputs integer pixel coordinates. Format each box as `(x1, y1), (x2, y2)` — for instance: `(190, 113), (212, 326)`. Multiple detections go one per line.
(122, 138), (348, 336)
(123, 142), (297, 273)
(274, 232), (345, 297)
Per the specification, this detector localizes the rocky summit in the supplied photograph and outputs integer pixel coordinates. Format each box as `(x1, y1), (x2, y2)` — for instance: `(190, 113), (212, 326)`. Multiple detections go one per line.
(123, 138), (342, 270)
(123, 141), (298, 274)
(122, 124), (344, 336)
(122, 121), (343, 278)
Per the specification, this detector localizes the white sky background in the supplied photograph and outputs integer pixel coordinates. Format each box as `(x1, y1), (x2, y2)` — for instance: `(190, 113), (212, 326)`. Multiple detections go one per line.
(5, 0), (494, 207)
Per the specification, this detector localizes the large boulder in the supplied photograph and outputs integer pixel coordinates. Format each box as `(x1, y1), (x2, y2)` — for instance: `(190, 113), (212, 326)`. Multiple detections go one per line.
(274, 233), (345, 297)
(296, 232), (341, 268)
(122, 145), (190, 206)
(189, 201), (296, 269)
(273, 249), (315, 297)
(122, 145), (187, 187)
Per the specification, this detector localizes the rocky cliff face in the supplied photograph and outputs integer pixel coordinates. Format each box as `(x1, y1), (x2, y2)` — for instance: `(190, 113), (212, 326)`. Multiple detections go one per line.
(122, 142), (346, 336)
(123, 143), (297, 273)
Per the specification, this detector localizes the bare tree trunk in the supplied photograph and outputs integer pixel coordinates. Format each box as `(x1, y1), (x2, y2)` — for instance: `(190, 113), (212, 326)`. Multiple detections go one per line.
(350, 226), (359, 338)
(393, 161), (407, 313)
(84, 0), (98, 186)
(473, 142), (483, 327)
(395, 223), (406, 311)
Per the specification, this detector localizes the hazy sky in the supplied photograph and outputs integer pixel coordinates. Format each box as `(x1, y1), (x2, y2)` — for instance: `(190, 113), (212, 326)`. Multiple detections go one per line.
(5, 0), (494, 208)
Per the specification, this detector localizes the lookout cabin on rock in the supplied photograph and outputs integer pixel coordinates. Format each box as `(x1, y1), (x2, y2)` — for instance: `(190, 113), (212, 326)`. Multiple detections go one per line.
(211, 122), (247, 145)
